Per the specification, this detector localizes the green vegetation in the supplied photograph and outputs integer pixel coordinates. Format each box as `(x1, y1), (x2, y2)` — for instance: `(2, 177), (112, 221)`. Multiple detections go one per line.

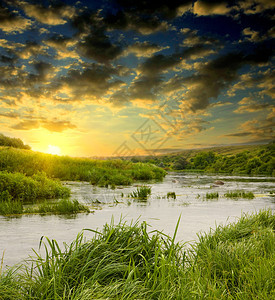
(225, 190), (255, 199)
(0, 171), (70, 203)
(0, 210), (274, 299)
(167, 191), (176, 199)
(0, 133), (30, 150)
(0, 147), (166, 186)
(26, 199), (90, 215)
(0, 199), (23, 215)
(133, 141), (275, 176)
(129, 186), (151, 200)
(0, 198), (89, 216)
(205, 192), (219, 199)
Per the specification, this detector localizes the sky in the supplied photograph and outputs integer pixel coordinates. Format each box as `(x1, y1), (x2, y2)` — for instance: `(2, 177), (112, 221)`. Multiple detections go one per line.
(0, 0), (274, 157)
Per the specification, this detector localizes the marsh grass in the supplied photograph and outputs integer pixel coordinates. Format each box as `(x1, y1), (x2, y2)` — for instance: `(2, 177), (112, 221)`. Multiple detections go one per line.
(0, 171), (70, 203)
(0, 147), (166, 187)
(205, 192), (219, 200)
(0, 200), (23, 215)
(128, 186), (151, 200)
(0, 199), (89, 216)
(225, 190), (255, 199)
(25, 199), (90, 215)
(167, 192), (176, 199)
(1, 210), (274, 299)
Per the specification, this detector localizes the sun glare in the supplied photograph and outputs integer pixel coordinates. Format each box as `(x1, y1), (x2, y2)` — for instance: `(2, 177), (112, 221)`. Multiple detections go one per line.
(47, 145), (61, 156)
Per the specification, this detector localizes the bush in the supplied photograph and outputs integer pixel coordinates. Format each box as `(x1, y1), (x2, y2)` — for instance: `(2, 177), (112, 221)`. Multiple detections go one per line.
(0, 171), (70, 203)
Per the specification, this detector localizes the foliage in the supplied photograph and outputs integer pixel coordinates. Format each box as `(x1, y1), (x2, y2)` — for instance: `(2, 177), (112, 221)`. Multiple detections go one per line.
(205, 192), (219, 199)
(25, 199), (90, 215)
(0, 133), (30, 150)
(0, 171), (70, 203)
(133, 142), (275, 176)
(1, 210), (274, 299)
(224, 190), (255, 199)
(0, 147), (166, 186)
(0, 200), (23, 215)
(167, 192), (176, 199)
(128, 186), (151, 200)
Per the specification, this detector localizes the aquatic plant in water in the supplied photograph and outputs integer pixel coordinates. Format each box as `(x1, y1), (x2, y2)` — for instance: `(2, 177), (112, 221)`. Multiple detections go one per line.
(167, 192), (176, 199)
(224, 190), (255, 199)
(129, 186), (151, 200)
(205, 192), (219, 199)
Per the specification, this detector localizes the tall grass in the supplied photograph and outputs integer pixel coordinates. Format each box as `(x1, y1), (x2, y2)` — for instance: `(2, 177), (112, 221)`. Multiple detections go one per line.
(1, 210), (274, 299)
(128, 186), (151, 200)
(224, 190), (255, 199)
(25, 199), (90, 215)
(205, 192), (219, 199)
(0, 147), (166, 186)
(0, 171), (70, 203)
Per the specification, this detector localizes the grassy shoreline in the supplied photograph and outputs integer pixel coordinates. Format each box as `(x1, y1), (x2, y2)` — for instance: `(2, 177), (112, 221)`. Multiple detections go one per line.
(0, 147), (166, 186)
(0, 209), (274, 299)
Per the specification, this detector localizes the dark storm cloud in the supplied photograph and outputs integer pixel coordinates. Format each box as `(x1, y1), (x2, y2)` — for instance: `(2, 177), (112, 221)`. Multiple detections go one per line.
(129, 75), (163, 101)
(104, 12), (170, 35)
(179, 43), (274, 112)
(111, 0), (193, 19)
(0, 54), (15, 63)
(71, 10), (123, 63)
(129, 39), (221, 102)
(78, 32), (122, 63)
(59, 64), (124, 100)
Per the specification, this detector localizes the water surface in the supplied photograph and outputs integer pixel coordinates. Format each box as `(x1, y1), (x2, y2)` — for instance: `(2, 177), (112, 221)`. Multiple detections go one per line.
(1, 173), (274, 268)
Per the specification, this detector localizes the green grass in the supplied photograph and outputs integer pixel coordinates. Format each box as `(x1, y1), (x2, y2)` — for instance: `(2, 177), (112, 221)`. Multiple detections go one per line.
(25, 199), (90, 215)
(0, 199), (89, 216)
(0, 200), (23, 215)
(224, 190), (255, 199)
(0, 210), (274, 299)
(128, 186), (152, 200)
(205, 192), (219, 199)
(0, 171), (70, 203)
(167, 192), (176, 199)
(0, 147), (166, 186)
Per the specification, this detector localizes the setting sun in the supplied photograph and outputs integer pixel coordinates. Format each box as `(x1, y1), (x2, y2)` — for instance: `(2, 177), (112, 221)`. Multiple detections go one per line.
(47, 145), (61, 156)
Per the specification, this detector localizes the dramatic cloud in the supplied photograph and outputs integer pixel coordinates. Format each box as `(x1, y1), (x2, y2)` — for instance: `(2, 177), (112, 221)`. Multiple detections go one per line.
(78, 33), (122, 63)
(0, 3), (31, 33)
(21, 1), (76, 25)
(11, 118), (76, 132)
(0, 0), (274, 155)
(194, 0), (232, 16)
(58, 64), (124, 101)
(124, 41), (169, 58)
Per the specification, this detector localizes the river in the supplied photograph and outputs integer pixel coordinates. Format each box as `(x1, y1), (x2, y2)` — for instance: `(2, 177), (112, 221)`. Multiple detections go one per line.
(1, 172), (274, 269)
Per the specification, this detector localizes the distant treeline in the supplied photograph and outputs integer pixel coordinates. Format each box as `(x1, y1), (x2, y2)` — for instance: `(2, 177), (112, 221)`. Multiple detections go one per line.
(132, 142), (275, 176)
(0, 133), (31, 150)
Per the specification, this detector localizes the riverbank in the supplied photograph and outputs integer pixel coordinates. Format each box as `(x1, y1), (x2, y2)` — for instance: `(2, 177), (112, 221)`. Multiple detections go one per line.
(1, 209), (274, 299)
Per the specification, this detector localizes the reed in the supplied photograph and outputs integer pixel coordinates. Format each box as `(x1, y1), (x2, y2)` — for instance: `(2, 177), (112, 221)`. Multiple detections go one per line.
(167, 192), (176, 199)
(224, 190), (255, 199)
(0, 171), (70, 203)
(0, 210), (274, 299)
(128, 186), (151, 200)
(205, 192), (219, 199)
